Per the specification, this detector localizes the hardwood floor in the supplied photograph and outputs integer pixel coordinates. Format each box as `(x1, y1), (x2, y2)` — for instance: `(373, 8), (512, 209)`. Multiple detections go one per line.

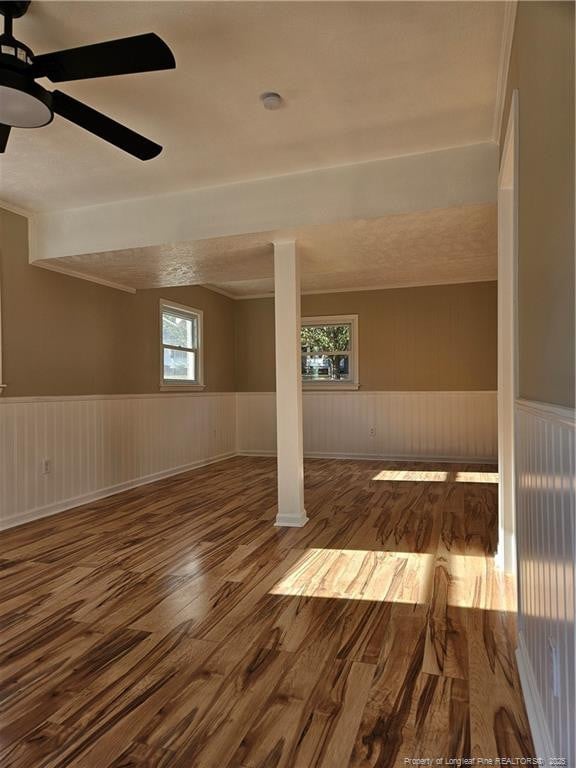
(0, 457), (533, 767)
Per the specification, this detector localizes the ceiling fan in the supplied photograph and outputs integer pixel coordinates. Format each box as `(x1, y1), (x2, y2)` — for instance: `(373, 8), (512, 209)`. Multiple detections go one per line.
(0, 0), (175, 159)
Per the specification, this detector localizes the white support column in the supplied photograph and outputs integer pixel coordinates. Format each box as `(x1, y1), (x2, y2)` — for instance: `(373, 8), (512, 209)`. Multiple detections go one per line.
(273, 240), (308, 527)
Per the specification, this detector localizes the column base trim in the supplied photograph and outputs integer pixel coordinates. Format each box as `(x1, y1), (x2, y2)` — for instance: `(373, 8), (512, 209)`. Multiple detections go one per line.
(275, 513), (309, 528)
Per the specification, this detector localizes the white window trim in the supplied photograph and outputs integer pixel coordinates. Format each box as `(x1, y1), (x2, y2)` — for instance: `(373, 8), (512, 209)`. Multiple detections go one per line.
(159, 299), (205, 392)
(301, 314), (359, 390)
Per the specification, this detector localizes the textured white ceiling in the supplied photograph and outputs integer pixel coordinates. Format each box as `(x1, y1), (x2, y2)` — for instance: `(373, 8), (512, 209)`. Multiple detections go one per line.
(40, 204), (497, 297)
(1, 1), (504, 211)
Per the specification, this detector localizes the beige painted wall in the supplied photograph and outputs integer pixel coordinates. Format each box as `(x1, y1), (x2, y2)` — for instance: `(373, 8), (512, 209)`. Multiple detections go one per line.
(119, 286), (235, 395)
(0, 209), (235, 396)
(501, 1), (575, 408)
(235, 282), (497, 392)
(1, 208), (495, 397)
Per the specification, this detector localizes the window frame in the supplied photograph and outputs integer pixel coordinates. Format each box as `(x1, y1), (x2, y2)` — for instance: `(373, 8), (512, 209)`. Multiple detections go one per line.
(300, 314), (359, 390)
(159, 299), (205, 391)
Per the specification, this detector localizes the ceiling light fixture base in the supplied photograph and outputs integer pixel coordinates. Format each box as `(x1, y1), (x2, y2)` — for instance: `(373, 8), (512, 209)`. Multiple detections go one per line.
(260, 92), (284, 111)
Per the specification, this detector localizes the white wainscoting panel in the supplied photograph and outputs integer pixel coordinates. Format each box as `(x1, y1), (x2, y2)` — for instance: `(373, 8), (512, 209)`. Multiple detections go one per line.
(1, 390), (497, 531)
(237, 391), (497, 462)
(515, 399), (575, 765)
(0, 392), (236, 530)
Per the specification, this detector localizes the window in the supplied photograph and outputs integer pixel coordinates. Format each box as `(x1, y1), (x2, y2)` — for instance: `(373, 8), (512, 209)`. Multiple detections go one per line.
(160, 300), (204, 389)
(301, 315), (359, 388)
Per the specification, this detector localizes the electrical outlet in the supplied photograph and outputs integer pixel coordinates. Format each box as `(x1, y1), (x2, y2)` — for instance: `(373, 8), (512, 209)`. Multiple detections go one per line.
(41, 458), (51, 475)
(549, 637), (561, 698)
(369, 427), (376, 438)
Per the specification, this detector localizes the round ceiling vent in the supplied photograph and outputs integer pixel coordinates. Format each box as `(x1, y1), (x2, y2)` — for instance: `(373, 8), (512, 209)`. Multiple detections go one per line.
(260, 92), (284, 110)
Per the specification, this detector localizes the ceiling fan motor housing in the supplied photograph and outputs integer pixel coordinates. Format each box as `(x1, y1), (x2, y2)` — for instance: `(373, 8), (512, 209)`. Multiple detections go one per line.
(0, 2), (32, 19)
(0, 34), (34, 69)
(0, 0), (34, 69)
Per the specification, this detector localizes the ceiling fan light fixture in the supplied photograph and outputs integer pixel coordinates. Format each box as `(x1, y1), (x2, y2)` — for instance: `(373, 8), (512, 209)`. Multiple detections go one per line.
(0, 69), (52, 128)
(0, 1), (175, 158)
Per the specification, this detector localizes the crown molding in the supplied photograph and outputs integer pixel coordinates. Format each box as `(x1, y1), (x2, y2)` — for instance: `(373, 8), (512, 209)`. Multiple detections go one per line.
(34, 261), (136, 294)
(201, 284), (239, 300)
(0, 199), (35, 218)
(228, 275), (497, 301)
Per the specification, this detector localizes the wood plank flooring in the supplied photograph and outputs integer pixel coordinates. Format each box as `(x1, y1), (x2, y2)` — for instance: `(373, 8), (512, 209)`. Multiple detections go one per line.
(0, 457), (534, 767)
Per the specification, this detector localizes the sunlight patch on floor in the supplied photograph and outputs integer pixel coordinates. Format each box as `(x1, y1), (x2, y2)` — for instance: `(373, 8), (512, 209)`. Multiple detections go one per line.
(269, 547), (503, 610)
(455, 471), (499, 484)
(371, 470), (449, 482)
(269, 548), (432, 604)
(371, 469), (499, 484)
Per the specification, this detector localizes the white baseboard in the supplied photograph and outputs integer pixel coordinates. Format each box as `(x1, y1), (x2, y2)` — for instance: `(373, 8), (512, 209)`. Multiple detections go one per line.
(237, 449), (497, 464)
(0, 451), (236, 531)
(2, 447), (498, 532)
(516, 632), (555, 761)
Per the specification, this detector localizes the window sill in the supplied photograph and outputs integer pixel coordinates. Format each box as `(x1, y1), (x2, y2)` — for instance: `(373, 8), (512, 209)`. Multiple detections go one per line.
(302, 382), (360, 391)
(160, 383), (206, 392)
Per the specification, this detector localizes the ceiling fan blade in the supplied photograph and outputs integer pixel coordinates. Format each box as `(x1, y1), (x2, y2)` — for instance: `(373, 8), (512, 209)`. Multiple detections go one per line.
(52, 90), (162, 160)
(32, 33), (175, 82)
(0, 124), (10, 153)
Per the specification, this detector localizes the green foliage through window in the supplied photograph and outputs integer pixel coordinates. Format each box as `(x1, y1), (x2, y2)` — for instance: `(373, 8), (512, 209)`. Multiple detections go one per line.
(301, 324), (350, 354)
